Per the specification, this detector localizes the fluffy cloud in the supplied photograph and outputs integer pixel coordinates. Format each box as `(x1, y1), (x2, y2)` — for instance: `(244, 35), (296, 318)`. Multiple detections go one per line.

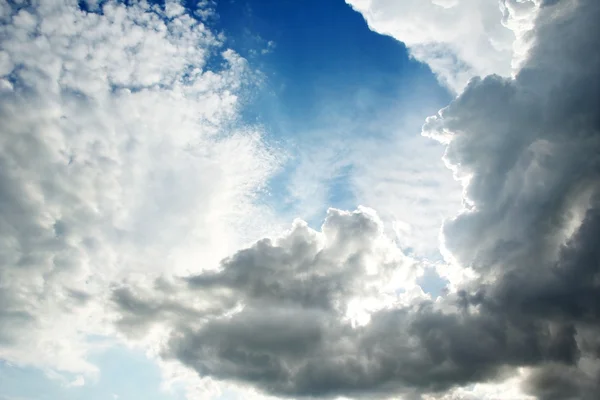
(113, 209), (590, 400)
(113, 0), (600, 399)
(0, 0), (276, 379)
(113, 207), (432, 398)
(346, 0), (540, 91)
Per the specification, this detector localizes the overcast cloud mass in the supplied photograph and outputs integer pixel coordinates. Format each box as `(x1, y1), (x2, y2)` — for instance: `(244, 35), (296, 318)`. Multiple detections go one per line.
(1, 0), (600, 399)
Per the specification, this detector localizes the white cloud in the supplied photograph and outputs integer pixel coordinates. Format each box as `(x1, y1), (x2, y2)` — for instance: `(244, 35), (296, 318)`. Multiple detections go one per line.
(346, 0), (540, 91)
(4, 1), (598, 400)
(0, 0), (278, 384)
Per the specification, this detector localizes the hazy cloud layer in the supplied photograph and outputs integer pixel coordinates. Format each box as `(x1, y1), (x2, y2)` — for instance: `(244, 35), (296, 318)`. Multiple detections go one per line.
(278, 114), (462, 258)
(113, 0), (600, 399)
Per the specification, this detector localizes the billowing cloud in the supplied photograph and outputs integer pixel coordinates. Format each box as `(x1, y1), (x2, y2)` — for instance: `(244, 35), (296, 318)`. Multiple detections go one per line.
(421, 0), (600, 397)
(0, 0), (276, 379)
(112, 0), (600, 399)
(113, 207), (433, 398)
(113, 209), (591, 400)
(345, 0), (540, 91)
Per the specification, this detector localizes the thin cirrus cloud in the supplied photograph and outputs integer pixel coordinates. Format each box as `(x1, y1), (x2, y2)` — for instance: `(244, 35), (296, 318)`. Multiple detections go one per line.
(0, 0), (277, 382)
(113, 0), (600, 399)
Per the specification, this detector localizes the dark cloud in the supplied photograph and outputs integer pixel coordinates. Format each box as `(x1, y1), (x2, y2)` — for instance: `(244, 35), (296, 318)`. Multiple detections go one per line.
(114, 209), (432, 398)
(112, 0), (600, 398)
(118, 207), (583, 398)
(424, 0), (600, 397)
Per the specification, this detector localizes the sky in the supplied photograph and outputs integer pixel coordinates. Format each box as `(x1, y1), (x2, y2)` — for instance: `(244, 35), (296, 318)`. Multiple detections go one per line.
(0, 0), (599, 400)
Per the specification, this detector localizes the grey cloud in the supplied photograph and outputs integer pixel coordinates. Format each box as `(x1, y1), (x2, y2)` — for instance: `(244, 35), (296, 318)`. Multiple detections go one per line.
(524, 363), (600, 400)
(116, 208), (581, 398)
(423, 0), (600, 397)
(115, 209), (435, 398)
(112, 0), (600, 399)
(185, 210), (392, 313)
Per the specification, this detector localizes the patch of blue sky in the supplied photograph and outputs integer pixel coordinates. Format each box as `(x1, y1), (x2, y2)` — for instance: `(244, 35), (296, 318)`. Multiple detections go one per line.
(101, 0), (454, 234)
(0, 346), (185, 400)
(417, 267), (451, 298)
(209, 0), (452, 226)
(326, 164), (356, 210)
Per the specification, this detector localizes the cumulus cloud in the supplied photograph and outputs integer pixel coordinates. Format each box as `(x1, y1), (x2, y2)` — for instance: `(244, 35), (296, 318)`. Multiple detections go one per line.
(113, 207), (432, 398)
(345, 0), (540, 91)
(423, 0), (600, 397)
(0, 0), (276, 380)
(114, 207), (592, 400)
(112, 0), (600, 399)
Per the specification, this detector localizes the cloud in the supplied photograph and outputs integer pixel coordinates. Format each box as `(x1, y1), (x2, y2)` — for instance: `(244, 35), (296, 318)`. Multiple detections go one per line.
(66, 375), (85, 388)
(345, 0), (540, 91)
(112, 0), (600, 399)
(349, 132), (462, 258)
(113, 207), (431, 398)
(422, 0), (600, 397)
(114, 207), (588, 400)
(0, 0), (277, 380)
(3, 0), (598, 399)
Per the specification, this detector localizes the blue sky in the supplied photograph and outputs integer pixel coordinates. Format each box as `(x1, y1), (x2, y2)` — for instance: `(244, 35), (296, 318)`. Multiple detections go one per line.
(0, 347), (185, 400)
(211, 0), (452, 221)
(4, 0), (593, 400)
